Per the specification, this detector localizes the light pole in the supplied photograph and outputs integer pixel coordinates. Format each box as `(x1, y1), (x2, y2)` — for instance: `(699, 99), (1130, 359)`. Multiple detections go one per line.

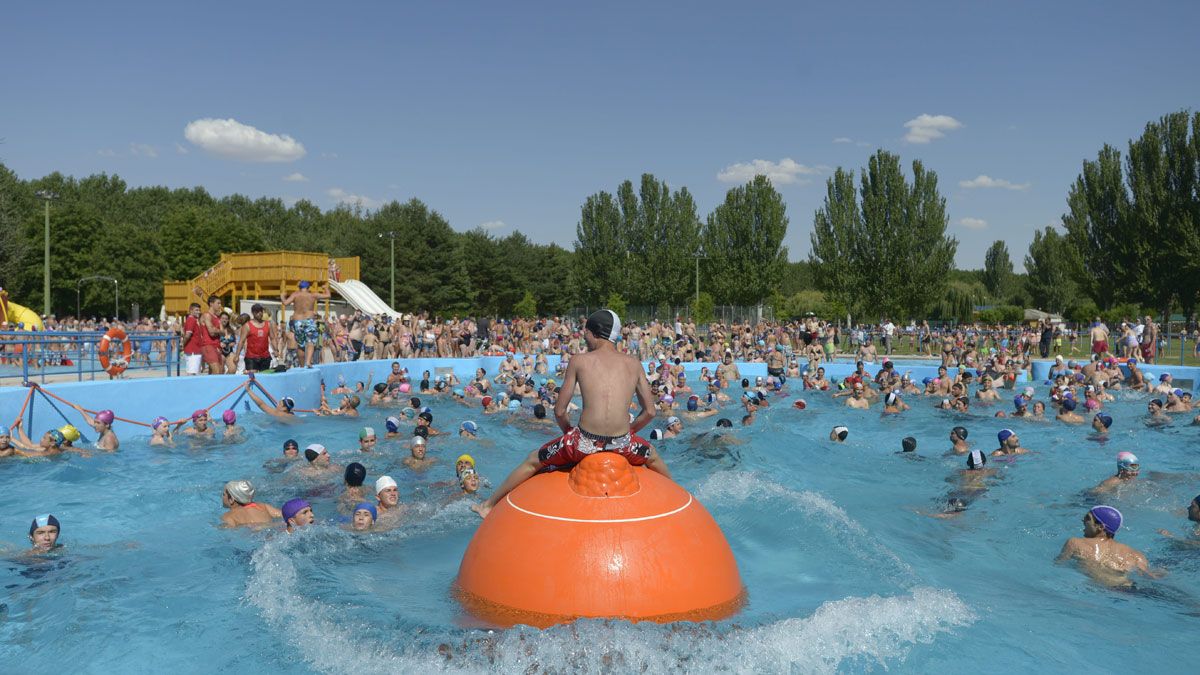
(378, 231), (398, 309)
(77, 276), (119, 320)
(35, 190), (59, 316)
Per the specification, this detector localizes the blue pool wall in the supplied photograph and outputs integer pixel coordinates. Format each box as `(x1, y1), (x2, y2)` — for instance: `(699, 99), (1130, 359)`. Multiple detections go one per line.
(2, 356), (1197, 440)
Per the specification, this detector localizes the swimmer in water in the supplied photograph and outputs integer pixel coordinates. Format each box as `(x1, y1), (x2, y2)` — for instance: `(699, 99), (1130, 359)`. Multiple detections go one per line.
(458, 467), (481, 497)
(845, 383), (870, 410)
(1056, 397), (1084, 424)
(178, 409), (216, 437)
(1091, 452), (1140, 494)
(282, 439), (299, 460)
(882, 391), (909, 414)
(1146, 398), (1171, 427)
(740, 394), (758, 426)
(1056, 505), (1160, 586)
(1157, 495), (1200, 542)
(10, 422), (66, 457)
(374, 476), (404, 526)
(296, 444), (340, 478)
(456, 454), (476, 477)
(416, 410), (441, 436)
(357, 427), (377, 452)
(220, 479), (281, 527)
(220, 410), (243, 442)
(930, 450), (991, 519)
(472, 310), (669, 519)
(384, 416), (403, 440)
(149, 417), (174, 447)
(351, 503), (377, 531)
(0, 425), (13, 457)
(992, 428), (1029, 456)
(403, 436), (436, 470)
(899, 436), (919, 456)
(28, 514), (62, 553)
(339, 462), (368, 512)
(72, 406), (119, 451)
(830, 425), (849, 443)
(1090, 412), (1113, 440)
(245, 384), (297, 419)
(663, 416), (684, 439)
(949, 426), (970, 455)
(459, 421), (478, 439)
(281, 499), (314, 532)
(369, 382), (393, 406)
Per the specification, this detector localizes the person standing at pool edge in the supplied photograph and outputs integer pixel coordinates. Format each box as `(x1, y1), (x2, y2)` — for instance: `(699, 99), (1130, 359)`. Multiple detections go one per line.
(472, 309), (670, 519)
(281, 280), (331, 368)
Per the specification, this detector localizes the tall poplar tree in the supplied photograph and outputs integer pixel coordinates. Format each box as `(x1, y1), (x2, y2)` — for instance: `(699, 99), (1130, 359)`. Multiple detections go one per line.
(982, 240), (1013, 301)
(702, 175), (788, 306)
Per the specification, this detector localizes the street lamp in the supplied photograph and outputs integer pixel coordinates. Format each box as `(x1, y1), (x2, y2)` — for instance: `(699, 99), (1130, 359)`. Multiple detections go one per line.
(378, 231), (398, 309)
(35, 190), (59, 317)
(77, 276), (119, 320)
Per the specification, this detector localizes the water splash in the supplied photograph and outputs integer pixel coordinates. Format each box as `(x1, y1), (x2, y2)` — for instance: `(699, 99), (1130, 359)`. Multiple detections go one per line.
(695, 471), (917, 581)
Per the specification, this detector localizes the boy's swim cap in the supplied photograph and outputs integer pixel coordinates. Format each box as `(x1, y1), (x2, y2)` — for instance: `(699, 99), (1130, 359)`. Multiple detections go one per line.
(304, 444), (326, 462)
(283, 439), (298, 451)
(1013, 395), (1027, 409)
(666, 416), (681, 427)
(96, 410), (115, 425)
(48, 429), (66, 445)
(453, 388), (465, 397)
(354, 502), (378, 522)
(1116, 451), (1138, 470)
(222, 410), (237, 425)
(952, 426), (968, 440)
(461, 421), (478, 434)
(1095, 413), (1113, 428)
(224, 479), (255, 504)
(648, 429), (664, 440)
(344, 462), (367, 487)
(192, 409), (208, 420)
(997, 429), (1015, 444)
(456, 454), (475, 467)
(374, 383), (388, 394)
(281, 499), (310, 522)
(585, 309), (621, 343)
(967, 450), (986, 469)
(507, 399), (521, 411)
(901, 436), (917, 452)
(359, 427), (376, 440)
(59, 425), (81, 442)
(793, 399), (807, 410)
(375, 476), (397, 494)
(686, 398), (698, 411)
(1089, 505), (1122, 535)
(1061, 397), (1077, 412)
(151, 416), (169, 430)
(832, 426), (849, 441)
(30, 513), (60, 536)
(716, 418), (733, 428)
(281, 397), (295, 411)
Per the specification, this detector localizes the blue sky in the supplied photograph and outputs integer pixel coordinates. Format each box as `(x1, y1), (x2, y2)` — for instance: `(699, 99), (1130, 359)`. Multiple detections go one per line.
(2, 1), (1197, 269)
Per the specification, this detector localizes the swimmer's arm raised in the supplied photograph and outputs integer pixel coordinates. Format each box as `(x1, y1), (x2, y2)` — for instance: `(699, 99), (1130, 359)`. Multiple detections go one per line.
(554, 358), (577, 434)
(630, 368), (655, 435)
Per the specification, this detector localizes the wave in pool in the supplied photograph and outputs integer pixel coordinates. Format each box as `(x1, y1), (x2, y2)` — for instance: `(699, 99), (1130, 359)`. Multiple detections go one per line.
(246, 497), (974, 674)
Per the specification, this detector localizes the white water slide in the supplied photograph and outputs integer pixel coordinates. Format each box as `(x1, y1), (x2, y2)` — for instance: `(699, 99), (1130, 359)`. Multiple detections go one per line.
(328, 279), (402, 318)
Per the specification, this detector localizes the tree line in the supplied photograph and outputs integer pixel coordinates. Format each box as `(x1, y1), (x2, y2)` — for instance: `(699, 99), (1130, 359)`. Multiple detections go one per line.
(1, 109), (1194, 323)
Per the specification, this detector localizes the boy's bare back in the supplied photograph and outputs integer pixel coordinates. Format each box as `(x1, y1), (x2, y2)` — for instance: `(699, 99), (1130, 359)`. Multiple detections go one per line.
(561, 347), (648, 437)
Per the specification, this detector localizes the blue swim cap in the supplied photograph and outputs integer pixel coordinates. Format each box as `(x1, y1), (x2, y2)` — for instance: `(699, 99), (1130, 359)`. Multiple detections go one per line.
(687, 398), (698, 411)
(1061, 397), (1077, 412)
(1095, 413), (1113, 429)
(997, 428), (1014, 444)
(29, 513), (60, 537)
(1013, 395), (1026, 409)
(281, 397), (296, 411)
(48, 429), (65, 445)
(1089, 505), (1122, 535)
(0, 425), (9, 436)
(1159, 373), (1170, 382)
(1128, 358), (1137, 365)
(1173, 388), (1184, 397)
(461, 420), (478, 434)
(353, 502), (378, 522)
(385, 416), (401, 432)
(922, 377), (933, 385)
(453, 388), (465, 397)
(508, 399), (521, 410)
(298, 280), (311, 289)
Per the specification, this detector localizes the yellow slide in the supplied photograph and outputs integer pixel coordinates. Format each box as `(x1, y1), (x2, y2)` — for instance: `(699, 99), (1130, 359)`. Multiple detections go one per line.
(0, 292), (45, 330)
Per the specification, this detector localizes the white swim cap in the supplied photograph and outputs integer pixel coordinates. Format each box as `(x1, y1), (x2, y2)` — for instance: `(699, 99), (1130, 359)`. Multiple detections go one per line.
(375, 476), (397, 494)
(224, 479), (254, 504)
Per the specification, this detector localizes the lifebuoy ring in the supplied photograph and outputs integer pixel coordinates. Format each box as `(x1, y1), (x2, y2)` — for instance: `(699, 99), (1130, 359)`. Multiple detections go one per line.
(98, 327), (132, 376)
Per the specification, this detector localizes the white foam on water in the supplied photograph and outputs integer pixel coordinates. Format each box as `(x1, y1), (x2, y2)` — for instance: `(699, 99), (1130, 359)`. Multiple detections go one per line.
(695, 471), (917, 581)
(247, 488), (975, 674)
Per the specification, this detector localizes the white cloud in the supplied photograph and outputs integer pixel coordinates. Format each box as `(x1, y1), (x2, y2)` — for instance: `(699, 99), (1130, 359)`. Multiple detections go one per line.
(129, 143), (158, 158)
(480, 220), (506, 230)
(903, 114), (963, 144)
(833, 137), (853, 144)
(97, 148), (117, 157)
(716, 158), (821, 185)
(184, 118), (306, 162)
(175, 142), (189, 155)
(958, 217), (988, 230)
(959, 174), (1030, 191)
(327, 187), (379, 209)
(282, 172), (309, 182)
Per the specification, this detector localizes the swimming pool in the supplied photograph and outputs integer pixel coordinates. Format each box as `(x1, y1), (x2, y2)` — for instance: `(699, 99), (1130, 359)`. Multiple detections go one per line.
(2, 361), (1198, 673)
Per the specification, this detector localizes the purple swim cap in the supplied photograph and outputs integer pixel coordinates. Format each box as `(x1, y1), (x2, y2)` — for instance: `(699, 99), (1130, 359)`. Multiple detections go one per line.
(95, 410), (115, 425)
(281, 499), (311, 523)
(997, 428), (1015, 444)
(222, 409), (237, 425)
(1089, 505), (1122, 535)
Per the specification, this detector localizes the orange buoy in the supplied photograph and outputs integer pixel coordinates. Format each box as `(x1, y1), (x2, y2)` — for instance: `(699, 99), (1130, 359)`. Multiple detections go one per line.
(98, 327), (132, 377)
(455, 452), (744, 628)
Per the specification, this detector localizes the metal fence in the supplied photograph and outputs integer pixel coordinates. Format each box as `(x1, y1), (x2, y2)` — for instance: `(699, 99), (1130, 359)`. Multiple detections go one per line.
(0, 331), (180, 386)
(569, 305), (774, 326)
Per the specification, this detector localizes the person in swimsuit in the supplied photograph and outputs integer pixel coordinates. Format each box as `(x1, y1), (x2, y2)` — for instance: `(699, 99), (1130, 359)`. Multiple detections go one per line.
(472, 310), (670, 519)
(220, 479), (281, 527)
(28, 514), (62, 553)
(1057, 505), (1159, 585)
(281, 281), (330, 368)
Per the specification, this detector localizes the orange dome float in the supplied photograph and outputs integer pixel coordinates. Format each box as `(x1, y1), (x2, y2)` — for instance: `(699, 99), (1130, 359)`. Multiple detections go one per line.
(455, 452), (744, 628)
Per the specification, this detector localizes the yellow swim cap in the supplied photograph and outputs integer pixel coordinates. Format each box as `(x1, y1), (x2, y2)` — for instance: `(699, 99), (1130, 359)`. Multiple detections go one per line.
(59, 424), (81, 442)
(456, 454), (475, 467)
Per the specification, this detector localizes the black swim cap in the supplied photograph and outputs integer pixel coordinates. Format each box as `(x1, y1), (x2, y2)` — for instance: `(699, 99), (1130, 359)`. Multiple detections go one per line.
(418, 411), (433, 423)
(585, 309), (621, 343)
(374, 383), (387, 394)
(533, 403), (546, 419)
(952, 426), (968, 440)
(420, 379), (430, 390)
(413, 426), (429, 438)
(902, 437), (917, 452)
(716, 418), (733, 428)
(410, 397), (421, 408)
(284, 439), (299, 450)
(344, 462), (366, 487)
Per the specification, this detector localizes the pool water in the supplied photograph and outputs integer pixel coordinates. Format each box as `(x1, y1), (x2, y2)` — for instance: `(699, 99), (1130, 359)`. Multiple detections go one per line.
(2, 381), (1198, 673)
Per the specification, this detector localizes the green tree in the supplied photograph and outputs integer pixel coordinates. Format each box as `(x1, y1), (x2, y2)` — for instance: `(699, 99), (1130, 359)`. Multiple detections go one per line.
(691, 291), (715, 324)
(573, 191), (626, 305)
(605, 292), (627, 319)
(982, 240), (1013, 301)
(703, 175), (788, 305)
(1024, 226), (1076, 313)
(810, 150), (956, 319)
(513, 290), (537, 318)
(1062, 144), (1133, 309)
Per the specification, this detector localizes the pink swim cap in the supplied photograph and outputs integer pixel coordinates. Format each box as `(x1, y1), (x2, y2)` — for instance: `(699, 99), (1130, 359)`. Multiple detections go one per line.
(1085, 399), (1099, 410)
(222, 409), (237, 424)
(95, 410), (115, 425)
(192, 409), (208, 420)
(399, 383), (411, 393)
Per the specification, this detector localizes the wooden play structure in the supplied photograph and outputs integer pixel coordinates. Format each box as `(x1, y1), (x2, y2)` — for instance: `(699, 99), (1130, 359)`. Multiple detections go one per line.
(163, 252), (360, 315)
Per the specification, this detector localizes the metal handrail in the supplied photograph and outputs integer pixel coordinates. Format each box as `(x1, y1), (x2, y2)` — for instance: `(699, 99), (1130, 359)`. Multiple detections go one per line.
(0, 330), (179, 385)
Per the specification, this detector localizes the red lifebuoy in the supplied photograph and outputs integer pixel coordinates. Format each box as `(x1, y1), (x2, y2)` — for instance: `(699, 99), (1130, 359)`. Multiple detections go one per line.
(98, 327), (132, 376)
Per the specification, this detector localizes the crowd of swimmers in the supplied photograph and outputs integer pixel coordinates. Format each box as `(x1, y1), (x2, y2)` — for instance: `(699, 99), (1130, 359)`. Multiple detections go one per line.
(5, 309), (1199, 589)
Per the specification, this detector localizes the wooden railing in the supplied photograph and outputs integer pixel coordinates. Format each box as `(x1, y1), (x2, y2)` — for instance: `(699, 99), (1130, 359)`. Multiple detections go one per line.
(163, 251), (360, 315)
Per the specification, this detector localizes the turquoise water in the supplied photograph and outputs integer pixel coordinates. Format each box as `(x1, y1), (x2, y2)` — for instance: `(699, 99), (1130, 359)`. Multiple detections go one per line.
(2, 381), (1198, 673)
